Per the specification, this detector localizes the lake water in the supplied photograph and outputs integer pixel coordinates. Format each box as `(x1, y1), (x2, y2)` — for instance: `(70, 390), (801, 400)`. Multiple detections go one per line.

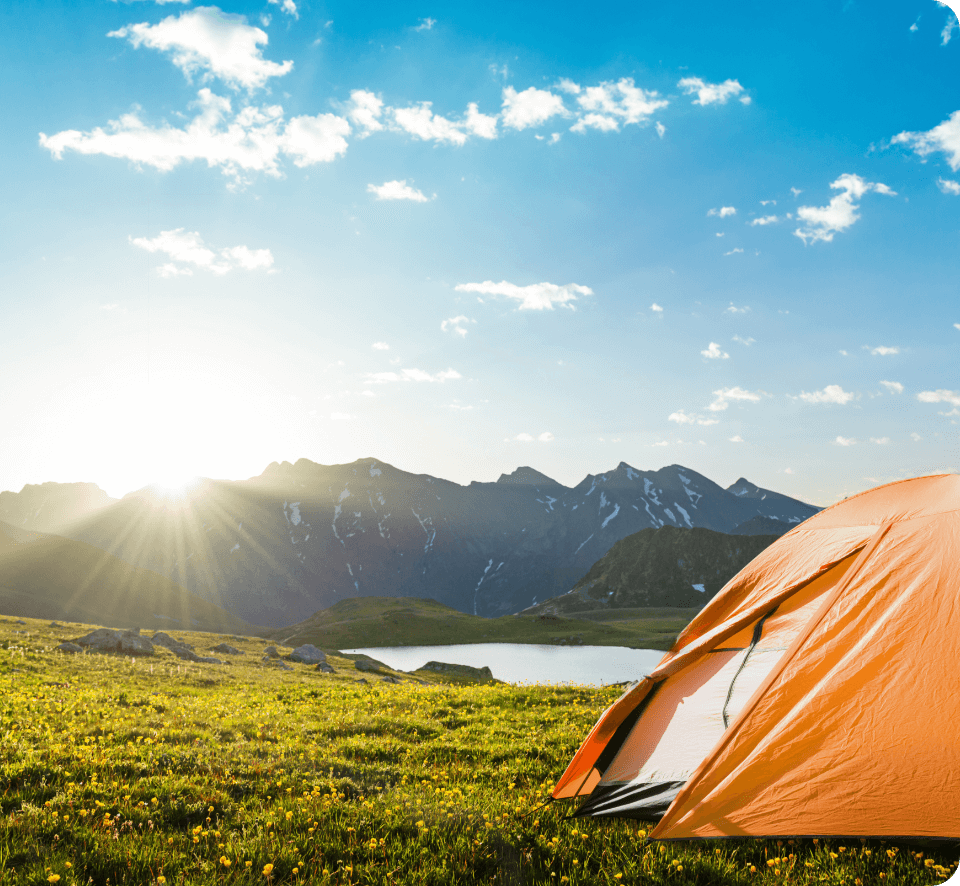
(339, 643), (667, 686)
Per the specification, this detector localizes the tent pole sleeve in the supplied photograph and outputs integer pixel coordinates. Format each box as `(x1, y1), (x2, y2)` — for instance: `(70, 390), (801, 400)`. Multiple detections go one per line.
(651, 521), (894, 839)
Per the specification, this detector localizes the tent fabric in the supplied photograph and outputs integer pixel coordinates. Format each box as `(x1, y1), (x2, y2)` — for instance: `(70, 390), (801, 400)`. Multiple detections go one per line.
(555, 474), (960, 839)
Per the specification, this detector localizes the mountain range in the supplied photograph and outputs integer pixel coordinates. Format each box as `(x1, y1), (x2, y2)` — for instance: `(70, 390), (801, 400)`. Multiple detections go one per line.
(0, 459), (820, 626)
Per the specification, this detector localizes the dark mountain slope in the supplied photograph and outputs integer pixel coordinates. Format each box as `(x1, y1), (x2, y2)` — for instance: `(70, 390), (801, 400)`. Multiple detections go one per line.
(523, 526), (781, 615)
(0, 482), (115, 533)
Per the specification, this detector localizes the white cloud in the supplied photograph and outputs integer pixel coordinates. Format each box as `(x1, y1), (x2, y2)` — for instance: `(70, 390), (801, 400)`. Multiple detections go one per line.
(708, 386), (761, 412)
(955, 323), (960, 331)
(652, 440), (670, 447)
(514, 432), (554, 442)
(917, 389), (960, 406)
(441, 316), (475, 337)
(372, 342), (389, 350)
(40, 89), (349, 182)
(501, 86), (567, 130)
(871, 437), (891, 445)
(791, 187), (802, 197)
(892, 110), (960, 171)
(938, 177), (960, 195)
(515, 433), (534, 442)
(346, 89), (384, 135)
(911, 432), (923, 441)
(732, 335), (755, 346)
(798, 384), (856, 405)
(724, 247), (744, 256)
(880, 380), (904, 394)
(268, 0), (298, 19)
(282, 113), (351, 166)
(556, 78), (580, 94)
(729, 435), (744, 443)
(650, 303), (663, 313)
(701, 342), (729, 359)
(708, 206), (736, 218)
(392, 102), (470, 145)
(794, 173), (896, 244)
(538, 431), (554, 442)
(725, 303), (750, 313)
(668, 410), (697, 424)
(784, 467), (794, 474)
(656, 121), (666, 138)
(867, 345), (900, 356)
(835, 436), (857, 446)
(366, 368), (462, 383)
(414, 17), (436, 31)
(942, 8), (958, 44)
(454, 279), (592, 311)
(367, 180), (430, 202)
(570, 78), (669, 133)
(130, 228), (273, 274)
(678, 77), (749, 106)
(108, 6), (293, 91)
(750, 215), (778, 226)
(464, 103), (498, 139)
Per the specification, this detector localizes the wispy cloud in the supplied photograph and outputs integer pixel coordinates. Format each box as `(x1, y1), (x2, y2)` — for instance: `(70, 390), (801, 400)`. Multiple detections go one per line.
(708, 386), (761, 412)
(366, 368), (462, 383)
(701, 342), (729, 359)
(729, 434), (744, 442)
(938, 178), (960, 195)
(267, 0), (298, 19)
(130, 228), (274, 275)
(367, 179), (430, 201)
(794, 173), (896, 244)
(917, 388), (960, 406)
(678, 76), (750, 106)
(669, 410), (718, 425)
(880, 380), (904, 394)
(866, 345), (899, 356)
(414, 17), (436, 31)
(514, 431), (554, 442)
(870, 437), (891, 445)
(724, 247), (744, 256)
(798, 384), (856, 405)
(732, 335), (755, 346)
(708, 206), (736, 218)
(372, 341), (389, 350)
(750, 215), (778, 226)
(834, 435), (857, 446)
(41, 89), (350, 183)
(441, 316), (475, 337)
(455, 279), (592, 311)
(725, 303), (750, 314)
(650, 303), (664, 313)
(108, 6), (293, 91)
(893, 109), (960, 172)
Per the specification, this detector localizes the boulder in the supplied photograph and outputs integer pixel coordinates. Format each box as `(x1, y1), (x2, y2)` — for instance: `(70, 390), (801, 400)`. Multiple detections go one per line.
(381, 675), (402, 684)
(74, 629), (154, 656)
(287, 644), (326, 664)
(354, 659), (385, 673)
(263, 646), (280, 659)
(151, 632), (194, 652)
(55, 642), (83, 654)
(316, 661), (335, 673)
(418, 661), (494, 682)
(211, 643), (243, 655)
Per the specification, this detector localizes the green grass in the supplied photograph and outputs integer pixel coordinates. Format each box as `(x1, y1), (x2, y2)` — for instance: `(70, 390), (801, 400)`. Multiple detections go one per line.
(268, 596), (687, 651)
(1, 616), (957, 885)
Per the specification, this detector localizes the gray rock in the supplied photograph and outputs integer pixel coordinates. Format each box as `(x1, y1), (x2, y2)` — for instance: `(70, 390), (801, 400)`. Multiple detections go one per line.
(315, 661), (335, 673)
(418, 661), (494, 681)
(55, 642), (83, 654)
(211, 643), (243, 655)
(74, 629), (154, 656)
(355, 658), (386, 673)
(287, 644), (325, 664)
(49, 622), (64, 629)
(263, 646), (279, 659)
(276, 660), (293, 671)
(381, 675), (402, 684)
(151, 632), (194, 652)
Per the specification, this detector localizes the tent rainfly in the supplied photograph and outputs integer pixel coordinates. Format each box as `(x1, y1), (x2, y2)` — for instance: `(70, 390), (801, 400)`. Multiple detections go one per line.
(554, 474), (960, 840)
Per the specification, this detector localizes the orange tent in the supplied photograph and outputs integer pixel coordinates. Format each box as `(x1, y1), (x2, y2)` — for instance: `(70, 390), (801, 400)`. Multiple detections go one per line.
(554, 474), (960, 839)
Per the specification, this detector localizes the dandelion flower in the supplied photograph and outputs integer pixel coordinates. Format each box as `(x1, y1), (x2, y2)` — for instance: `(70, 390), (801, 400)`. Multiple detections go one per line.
(263, 863), (274, 876)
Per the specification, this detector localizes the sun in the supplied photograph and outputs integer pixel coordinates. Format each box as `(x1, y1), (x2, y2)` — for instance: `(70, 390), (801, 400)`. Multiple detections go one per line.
(146, 464), (200, 502)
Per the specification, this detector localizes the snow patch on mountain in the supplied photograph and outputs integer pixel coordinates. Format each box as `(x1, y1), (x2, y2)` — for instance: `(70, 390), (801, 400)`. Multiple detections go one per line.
(674, 503), (693, 528)
(601, 503), (620, 528)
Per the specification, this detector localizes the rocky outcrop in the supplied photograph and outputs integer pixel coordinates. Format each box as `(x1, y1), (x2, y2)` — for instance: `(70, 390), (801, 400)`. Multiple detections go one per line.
(287, 643), (325, 664)
(55, 641), (83, 654)
(211, 643), (244, 655)
(74, 628), (154, 656)
(417, 661), (494, 682)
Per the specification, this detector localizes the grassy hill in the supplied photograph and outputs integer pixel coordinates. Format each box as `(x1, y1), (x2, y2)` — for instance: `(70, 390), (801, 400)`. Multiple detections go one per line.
(0, 530), (253, 634)
(267, 595), (689, 651)
(525, 526), (781, 616)
(0, 616), (951, 886)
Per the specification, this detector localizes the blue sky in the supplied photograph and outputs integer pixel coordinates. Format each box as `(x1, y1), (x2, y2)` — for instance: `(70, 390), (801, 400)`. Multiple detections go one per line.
(1, 0), (958, 504)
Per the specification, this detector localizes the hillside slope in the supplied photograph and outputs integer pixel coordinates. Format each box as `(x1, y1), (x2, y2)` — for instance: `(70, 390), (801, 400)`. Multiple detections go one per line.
(0, 530), (252, 633)
(523, 526), (780, 615)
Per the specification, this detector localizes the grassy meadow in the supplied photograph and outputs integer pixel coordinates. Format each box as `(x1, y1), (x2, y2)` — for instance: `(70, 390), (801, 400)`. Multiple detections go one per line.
(1, 617), (957, 885)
